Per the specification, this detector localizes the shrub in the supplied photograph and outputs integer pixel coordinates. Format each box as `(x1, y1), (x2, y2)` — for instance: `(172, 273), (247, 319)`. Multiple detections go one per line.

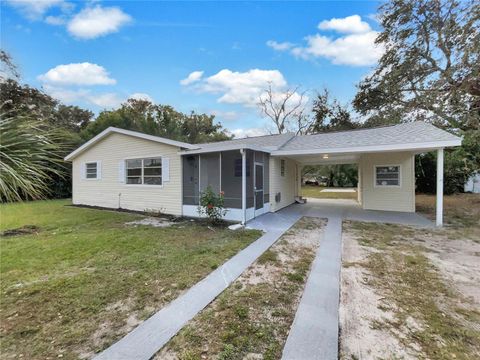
(197, 186), (227, 225)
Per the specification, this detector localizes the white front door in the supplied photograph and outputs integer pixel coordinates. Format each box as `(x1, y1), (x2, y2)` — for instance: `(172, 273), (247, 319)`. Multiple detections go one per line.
(254, 162), (265, 217)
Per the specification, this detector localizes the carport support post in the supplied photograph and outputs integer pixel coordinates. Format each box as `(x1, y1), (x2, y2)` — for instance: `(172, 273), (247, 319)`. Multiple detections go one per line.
(436, 148), (444, 227)
(241, 149), (246, 225)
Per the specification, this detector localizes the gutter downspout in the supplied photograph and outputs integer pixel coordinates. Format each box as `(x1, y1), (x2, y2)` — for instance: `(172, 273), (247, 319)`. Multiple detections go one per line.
(240, 148), (246, 225)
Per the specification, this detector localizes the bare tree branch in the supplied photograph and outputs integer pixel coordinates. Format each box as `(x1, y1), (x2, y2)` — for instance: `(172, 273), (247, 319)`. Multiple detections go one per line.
(257, 83), (308, 134)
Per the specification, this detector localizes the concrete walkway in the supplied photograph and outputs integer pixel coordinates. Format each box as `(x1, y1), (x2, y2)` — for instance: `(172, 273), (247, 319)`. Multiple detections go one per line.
(282, 217), (342, 360)
(94, 213), (300, 360)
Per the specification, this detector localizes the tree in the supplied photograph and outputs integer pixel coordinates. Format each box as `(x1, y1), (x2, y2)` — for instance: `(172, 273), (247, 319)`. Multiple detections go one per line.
(0, 50), (19, 80)
(80, 98), (232, 143)
(0, 108), (69, 201)
(354, 0), (480, 131)
(416, 129), (480, 194)
(53, 105), (93, 132)
(258, 83), (308, 134)
(302, 164), (358, 187)
(311, 89), (358, 133)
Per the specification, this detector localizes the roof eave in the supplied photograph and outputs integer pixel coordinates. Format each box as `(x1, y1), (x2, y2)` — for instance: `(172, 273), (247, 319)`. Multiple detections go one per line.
(64, 127), (198, 161)
(271, 139), (462, 156)
(179, 144), (272, 155)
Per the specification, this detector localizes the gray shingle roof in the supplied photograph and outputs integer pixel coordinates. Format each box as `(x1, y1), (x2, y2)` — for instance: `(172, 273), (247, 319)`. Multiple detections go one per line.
(185, 132), (295, 153)
(278, 122), (460, 153)
(182, 122), (461, 155)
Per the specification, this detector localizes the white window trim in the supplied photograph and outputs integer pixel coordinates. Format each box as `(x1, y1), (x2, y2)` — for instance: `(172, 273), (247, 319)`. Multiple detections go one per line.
(124, 156), (163, 187)
(374, 164), (402, 188)
(84, 161), (100, 181)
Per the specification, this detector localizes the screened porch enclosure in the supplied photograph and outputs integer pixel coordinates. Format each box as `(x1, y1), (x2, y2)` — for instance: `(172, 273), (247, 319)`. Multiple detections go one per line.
(182, 150), (270, 221)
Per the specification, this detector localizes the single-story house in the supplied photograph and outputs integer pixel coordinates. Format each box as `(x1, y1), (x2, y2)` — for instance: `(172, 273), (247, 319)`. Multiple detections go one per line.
(64, 122), (461, 226)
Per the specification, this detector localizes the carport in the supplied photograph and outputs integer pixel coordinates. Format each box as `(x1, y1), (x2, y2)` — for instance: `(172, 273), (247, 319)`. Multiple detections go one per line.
(269, 122), (461, 226)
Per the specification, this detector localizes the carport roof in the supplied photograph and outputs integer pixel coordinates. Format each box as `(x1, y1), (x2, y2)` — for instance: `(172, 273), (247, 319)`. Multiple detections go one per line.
(181, 121), (461, 155)
(272, 121), (461, 155)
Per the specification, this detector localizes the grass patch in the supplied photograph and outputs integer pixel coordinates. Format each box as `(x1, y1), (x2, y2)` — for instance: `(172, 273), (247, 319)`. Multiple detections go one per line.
(158, 217), (324, 360)
(0, 199), (261, 359)
(301, 185), (357, 200)
(347, 220), (480, 359)
(257, 249), (278, 264)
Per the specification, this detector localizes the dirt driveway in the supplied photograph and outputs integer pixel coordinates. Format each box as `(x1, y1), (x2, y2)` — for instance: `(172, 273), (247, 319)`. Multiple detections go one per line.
(339, 194), (480, 359)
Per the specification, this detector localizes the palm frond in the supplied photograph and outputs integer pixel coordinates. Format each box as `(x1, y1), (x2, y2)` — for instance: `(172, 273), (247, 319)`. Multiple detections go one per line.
(0, 108), (69, 202)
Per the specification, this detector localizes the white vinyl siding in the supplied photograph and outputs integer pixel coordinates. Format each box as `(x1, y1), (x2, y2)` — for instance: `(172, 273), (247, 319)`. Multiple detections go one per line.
(359, 152), (415, 212)
(269, 157), (297, 212)
(72, 133), (182, 215)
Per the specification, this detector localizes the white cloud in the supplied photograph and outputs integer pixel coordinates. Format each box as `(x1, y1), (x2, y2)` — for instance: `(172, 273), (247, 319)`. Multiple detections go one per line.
(129, 93), (154, 102)
(194, 69), (287, 107)
(43, 84), (123, 109)
(295, 31), (383, 66)
(6, 0), (66, 19)
(38, 62), (116, 86)
(180, 71), (204, 85)
(45, 15), (66, 25)
(88, 93), (123, 108)
(67, 5), (131, 39)
(266, 40), (294, 51)
(210, 110), (239, 121)
(318, 15), (371, 34)
(230, 128), (268, 139)
(42, 84), (89, 104)
(268, 15), (383, 67)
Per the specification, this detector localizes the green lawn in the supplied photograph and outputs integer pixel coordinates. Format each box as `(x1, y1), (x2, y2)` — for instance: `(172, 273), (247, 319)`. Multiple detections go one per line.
(0, 200), (261, 360)
(301, 185), (358, 200)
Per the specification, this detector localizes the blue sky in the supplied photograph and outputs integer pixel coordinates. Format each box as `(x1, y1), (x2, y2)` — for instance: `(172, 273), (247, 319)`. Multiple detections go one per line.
(1, 0), (382, 137)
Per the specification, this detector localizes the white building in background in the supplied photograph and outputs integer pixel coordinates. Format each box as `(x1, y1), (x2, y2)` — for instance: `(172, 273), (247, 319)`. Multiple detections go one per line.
(465, 172), (480, 193)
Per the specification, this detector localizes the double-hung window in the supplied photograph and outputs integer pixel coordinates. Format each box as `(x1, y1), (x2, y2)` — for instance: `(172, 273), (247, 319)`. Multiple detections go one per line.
(126, 157), (162, 185)
(375, 165), (400, 187)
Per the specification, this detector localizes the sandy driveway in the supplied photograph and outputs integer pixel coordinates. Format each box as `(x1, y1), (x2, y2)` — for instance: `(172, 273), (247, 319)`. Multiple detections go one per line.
(339, 221), (480, 359)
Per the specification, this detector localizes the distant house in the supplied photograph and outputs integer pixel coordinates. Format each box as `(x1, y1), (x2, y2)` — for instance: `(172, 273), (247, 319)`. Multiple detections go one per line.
(465, 172), (480, 193)
(65, 122), (461, 226)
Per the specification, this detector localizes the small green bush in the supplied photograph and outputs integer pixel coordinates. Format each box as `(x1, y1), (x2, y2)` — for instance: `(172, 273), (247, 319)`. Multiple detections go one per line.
(198, 186), (227, 225)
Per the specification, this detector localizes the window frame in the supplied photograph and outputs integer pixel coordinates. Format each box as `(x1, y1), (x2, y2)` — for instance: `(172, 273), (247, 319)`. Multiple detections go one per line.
(280, 159), (286, 177)
(374, 164), (401, 188)
(125, 156), (163, 187)
(84, 161), (99, 180)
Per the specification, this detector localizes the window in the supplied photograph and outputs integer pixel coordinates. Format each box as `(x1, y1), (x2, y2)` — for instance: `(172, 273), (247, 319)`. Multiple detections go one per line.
(234, 158), (250, 177)
(375, 165), (400, 187)
(280, 159), (285, 177)
(85, 162), (98, 179)
(126, 157), (162, 185)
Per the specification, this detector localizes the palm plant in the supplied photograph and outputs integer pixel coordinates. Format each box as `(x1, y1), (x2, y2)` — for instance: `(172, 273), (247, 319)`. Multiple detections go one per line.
(0, 107), (67, 202)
